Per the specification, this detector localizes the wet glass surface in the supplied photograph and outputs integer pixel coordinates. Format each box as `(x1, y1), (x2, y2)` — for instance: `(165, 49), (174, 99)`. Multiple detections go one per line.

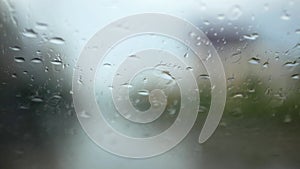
(0, 0), (299, 168)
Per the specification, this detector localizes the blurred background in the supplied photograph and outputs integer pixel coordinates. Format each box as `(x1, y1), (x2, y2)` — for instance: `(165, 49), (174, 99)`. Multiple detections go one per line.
(0, 0), (299, 169)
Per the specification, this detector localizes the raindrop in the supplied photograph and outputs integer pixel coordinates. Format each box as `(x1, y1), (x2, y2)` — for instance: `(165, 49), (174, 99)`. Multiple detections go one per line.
(121, 83), (133, 88)
(219, 122), (227, 127)
(31, 97), (43, 103)
(138, 90), (149, 96)
(168, 108), (176, 115)
(294, 43), (300, 48)
(295, 29), (300, 34)
(31, 58), (42, 63)
(243, 33), (259, 40)
(14, 57), (25, 63)
(123, 113), (132, 119)
(49, 37), (65, 44)
(291, 74), (299, 80)
(205, 52), (212, 61)
(103, 63), (112, 67)
(198, 74), (210, 80)
(128, 54), (139, 59)
(183, 52), (189, 58)
(19, 105), (29, 110)
(22, 29), (38, 38)
(228, 5), (242, 20)
(134, 99), (140, 104)
(283, 61), (299, 67)
(186, 66), (193, 71)
(217, 14), (225, 20)
(248, 57), (260, 64)
(160, 71), (175, 80)
(189, 32), (197, 38)
(151, 100), (161, 108)
(283, 114), (292, 123)
(230, 107), (243, 117)
(108, 85), (113, 90)
(50, 59), (63, 65)
(9, 46), (21, 51)
(78, 76), (83, 85)
(231, 50), (242, 63)
(248, 88), (256, 93)
(79, 111), (91, 118)
(11, 73), (17, 78)
(263, 61), (269, 68)
(198, 105), (208, 113)
(233, 93), (244, 98)
(35, 22), (48, 30)
(203, 20), (210, 25)
(265, 87), (272, 96)
(263, 3), (269, 11)
(48, 95), (62, 106)
(280, 10), (290, 20)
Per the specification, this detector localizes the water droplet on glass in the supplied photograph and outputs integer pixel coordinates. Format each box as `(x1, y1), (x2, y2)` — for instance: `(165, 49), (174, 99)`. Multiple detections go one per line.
(228, 5), (242, 20)
(243, 33), (259, 40)
(291, 74), (300, 80)
(19, 105), (29, 110)
(233, 93), (244, 98)
(128, 54), (139, 59)
(134, 99), (140, 104)
(248, 57), (260, 64)
(248, 88), (256, 93)
(230, 107), (243, 117)
(9, 46), (21, 51)
(121, 83), (133, 88)
(280, 10), (290, 20)
(138, 90), (149, 96)
(186, 66), (193, 71)
(203, 20), (210, 25)
(189, 32), (197, 38)
(183, 52), (189, 58)
(264, 3), (269, 11)
(49, 37), (65, 44)
(48, 95), (62, 106)
(143, 77), (148, 83)
(198, 105), (208, 113)
(263, 62), (269, 68)
(31, 97), (43, 103)
(283, 61), (299, 67)
(198, 74), (210, 80)
(79, 111), (91, 118)
(14, 57), (25, 63)
(231, 50), (242, 63)
(217, 14), (225, 20)
(283, 114), (292, 123)
(108, 85), (113, 90)
(151, 100), (161, 108)
(168, 108), (177, 115)
(22, 29), (38, 38)
(160, 71), (175, 80)
(50, 59), (62, 65)
(31, 58), (42, 63)
(35, 22), (48, 30)
(103, 63), (112, 67)
(295, 29), (300, 34)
